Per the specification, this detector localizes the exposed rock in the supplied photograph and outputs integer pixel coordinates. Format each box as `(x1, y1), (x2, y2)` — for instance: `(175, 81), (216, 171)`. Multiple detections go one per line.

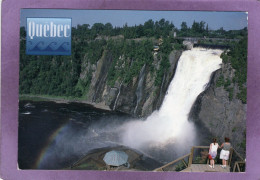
(189, 62), (246, 157)
(183, 41), (194, 50)
(82, 49), (182, 117)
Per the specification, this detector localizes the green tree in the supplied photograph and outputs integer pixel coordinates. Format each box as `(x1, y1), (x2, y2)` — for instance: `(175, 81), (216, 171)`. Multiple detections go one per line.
(181, 22), (188, 32)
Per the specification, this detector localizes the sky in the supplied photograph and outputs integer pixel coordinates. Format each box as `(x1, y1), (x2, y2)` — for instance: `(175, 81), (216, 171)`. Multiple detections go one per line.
(20, 9), (248, 30)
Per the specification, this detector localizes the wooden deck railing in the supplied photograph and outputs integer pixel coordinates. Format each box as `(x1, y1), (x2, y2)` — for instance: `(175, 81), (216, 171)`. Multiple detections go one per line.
(188, 146), (209, 167)
(231, 148), (244, 162)
(229, 148), (245, 172)
(153, 146), (245, 172)
(153, 153), (190, 171)
(233, 161), (245, 172)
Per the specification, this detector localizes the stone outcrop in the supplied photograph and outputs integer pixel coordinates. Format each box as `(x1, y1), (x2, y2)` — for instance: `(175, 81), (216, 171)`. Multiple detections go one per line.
(183, 40), (194, 50)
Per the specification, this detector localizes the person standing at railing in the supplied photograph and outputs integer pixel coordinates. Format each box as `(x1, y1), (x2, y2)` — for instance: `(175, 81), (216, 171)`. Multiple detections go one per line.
(220, 137), (232, 169)
(208, 138), (219, 168)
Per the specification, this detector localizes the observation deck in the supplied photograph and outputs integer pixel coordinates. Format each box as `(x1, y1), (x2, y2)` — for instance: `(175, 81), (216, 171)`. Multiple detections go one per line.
(154, 146), (245, 173)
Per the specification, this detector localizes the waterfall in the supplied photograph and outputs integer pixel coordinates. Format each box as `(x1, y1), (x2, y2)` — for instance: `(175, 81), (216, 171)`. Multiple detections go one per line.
(120, 48), (223, 150)
(157, 73), (166, 109)
(113, 81), (123, 111)
(134, 64), (146, 115)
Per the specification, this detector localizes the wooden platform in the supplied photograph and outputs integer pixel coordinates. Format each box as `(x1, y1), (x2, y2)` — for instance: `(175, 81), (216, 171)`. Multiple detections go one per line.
(153, 146), (245, 172)
(181, 164), (230, 172)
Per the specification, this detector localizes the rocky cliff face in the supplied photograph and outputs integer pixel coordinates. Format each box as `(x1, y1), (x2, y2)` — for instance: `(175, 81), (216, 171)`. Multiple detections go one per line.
(81, 49), (182, 117)
(80, 46), (246, 156)
(189, 62), (246, 156)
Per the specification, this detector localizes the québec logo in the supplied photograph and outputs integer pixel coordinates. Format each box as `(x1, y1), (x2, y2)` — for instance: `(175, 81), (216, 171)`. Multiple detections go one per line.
(26, 18), (71, 55)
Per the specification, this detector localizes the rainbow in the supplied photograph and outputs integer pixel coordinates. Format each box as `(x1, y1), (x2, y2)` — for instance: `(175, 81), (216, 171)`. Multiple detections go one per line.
(34, 123), (68, 169)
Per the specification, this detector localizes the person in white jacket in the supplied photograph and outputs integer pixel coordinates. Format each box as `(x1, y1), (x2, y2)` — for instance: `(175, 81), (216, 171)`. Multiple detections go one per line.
(209, 138), (219, 168)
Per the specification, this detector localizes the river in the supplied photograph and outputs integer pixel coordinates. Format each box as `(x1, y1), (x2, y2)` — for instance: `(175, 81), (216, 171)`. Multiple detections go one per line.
(18, 100), (131, 169)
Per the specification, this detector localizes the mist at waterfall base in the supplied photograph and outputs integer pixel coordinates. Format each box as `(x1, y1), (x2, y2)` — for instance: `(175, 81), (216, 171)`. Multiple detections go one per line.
(18, 48), (222, 169)
(120, 48), (223, 158)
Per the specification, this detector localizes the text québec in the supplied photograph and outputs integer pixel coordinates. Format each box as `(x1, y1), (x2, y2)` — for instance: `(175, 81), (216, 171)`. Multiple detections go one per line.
(28, 21), (71, 40)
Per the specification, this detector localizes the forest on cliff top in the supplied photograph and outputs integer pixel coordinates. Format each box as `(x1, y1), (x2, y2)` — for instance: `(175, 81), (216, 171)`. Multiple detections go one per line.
(19, 19), (247, 104)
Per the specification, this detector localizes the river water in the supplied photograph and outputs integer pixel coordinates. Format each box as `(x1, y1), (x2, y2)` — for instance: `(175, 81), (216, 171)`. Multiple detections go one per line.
(18, 100), (131, 169)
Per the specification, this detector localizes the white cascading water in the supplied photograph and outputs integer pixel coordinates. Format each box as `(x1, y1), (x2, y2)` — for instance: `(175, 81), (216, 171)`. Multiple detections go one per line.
(120, 48), (223, 150)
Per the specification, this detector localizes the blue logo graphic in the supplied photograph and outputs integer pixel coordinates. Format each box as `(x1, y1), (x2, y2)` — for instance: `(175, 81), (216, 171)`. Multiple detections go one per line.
(26, 18), (71, 55)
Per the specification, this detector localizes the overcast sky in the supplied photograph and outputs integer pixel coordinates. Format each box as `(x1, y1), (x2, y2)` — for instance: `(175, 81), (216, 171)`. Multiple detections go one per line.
(21, 9), (248, 30)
